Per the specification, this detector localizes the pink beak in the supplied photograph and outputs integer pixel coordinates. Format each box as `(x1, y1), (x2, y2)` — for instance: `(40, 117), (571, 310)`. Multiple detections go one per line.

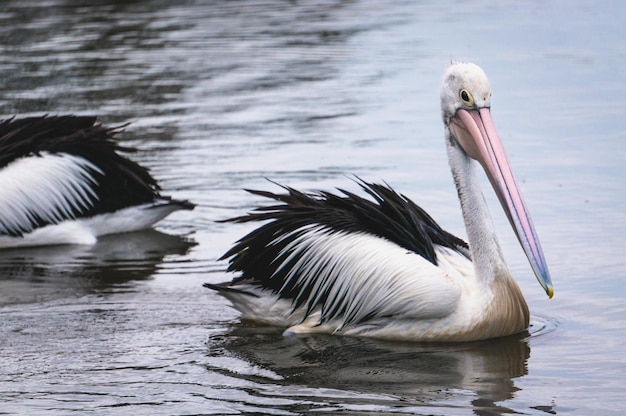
(450, 108), (553, 298)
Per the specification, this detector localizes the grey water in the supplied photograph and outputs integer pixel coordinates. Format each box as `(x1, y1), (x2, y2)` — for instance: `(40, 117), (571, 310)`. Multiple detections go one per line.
(0, 1), (625, 414)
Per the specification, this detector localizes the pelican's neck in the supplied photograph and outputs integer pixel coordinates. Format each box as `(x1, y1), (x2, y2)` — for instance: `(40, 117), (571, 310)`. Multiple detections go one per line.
(445, 129), (510, 288)
(444, 128), (530, 335)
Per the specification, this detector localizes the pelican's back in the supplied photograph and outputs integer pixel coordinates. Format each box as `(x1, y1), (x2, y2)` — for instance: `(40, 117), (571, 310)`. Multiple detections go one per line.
(0, 115), (193, 243)
(212, 180), (470, 329)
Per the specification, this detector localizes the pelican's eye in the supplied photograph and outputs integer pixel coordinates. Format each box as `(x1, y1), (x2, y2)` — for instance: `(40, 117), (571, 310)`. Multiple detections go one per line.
(459, 89), (474, 107)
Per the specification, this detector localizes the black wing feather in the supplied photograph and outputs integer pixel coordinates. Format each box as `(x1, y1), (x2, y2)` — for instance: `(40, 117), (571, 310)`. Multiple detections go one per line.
(0, 115), (159, 209)
(219, 179), (469, 305)
(0, 115), (193, 237)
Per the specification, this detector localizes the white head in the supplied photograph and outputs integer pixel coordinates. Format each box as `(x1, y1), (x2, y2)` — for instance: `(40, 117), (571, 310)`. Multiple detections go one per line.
(440, 62), (492, 124)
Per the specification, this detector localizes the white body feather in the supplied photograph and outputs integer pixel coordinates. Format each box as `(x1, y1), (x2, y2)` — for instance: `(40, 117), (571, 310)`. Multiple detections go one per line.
(218, 227), (499, 341)
(0, 202), (183, 249)
(0, 152), (100, 236)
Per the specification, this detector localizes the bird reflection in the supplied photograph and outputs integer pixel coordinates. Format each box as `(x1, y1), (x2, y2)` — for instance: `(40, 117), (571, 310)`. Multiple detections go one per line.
(0, 229), (195, 305)
(207, 324), (536, 415)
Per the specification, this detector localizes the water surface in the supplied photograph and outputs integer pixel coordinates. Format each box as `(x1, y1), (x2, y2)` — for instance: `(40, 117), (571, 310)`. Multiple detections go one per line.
(1, 1), (625, 414)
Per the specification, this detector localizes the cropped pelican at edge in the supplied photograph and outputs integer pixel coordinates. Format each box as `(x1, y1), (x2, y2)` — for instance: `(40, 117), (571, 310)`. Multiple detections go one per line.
(0, 115), (194, 249)
(204, 62), (553, 342)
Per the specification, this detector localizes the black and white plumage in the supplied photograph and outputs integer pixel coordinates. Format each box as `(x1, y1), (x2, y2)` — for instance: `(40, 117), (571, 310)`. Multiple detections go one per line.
(0, 115), (194, 248)
(205, 62), (553, 342)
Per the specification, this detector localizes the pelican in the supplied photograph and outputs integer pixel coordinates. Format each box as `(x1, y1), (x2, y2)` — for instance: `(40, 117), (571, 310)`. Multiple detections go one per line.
(0, 115), (194, 248)
(205, 62), (553, 342)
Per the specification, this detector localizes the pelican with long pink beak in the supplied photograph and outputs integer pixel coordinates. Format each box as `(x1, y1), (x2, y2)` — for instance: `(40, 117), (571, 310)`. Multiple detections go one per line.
(205, 62), (553, 342)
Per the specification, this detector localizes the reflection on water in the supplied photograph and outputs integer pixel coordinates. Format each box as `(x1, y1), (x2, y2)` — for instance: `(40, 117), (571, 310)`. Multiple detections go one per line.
(205, 323), (559, 414)
(0, 230), (195, 306)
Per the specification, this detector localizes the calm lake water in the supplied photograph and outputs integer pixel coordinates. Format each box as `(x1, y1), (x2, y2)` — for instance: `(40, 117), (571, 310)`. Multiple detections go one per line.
(1, 1), (625, 414)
